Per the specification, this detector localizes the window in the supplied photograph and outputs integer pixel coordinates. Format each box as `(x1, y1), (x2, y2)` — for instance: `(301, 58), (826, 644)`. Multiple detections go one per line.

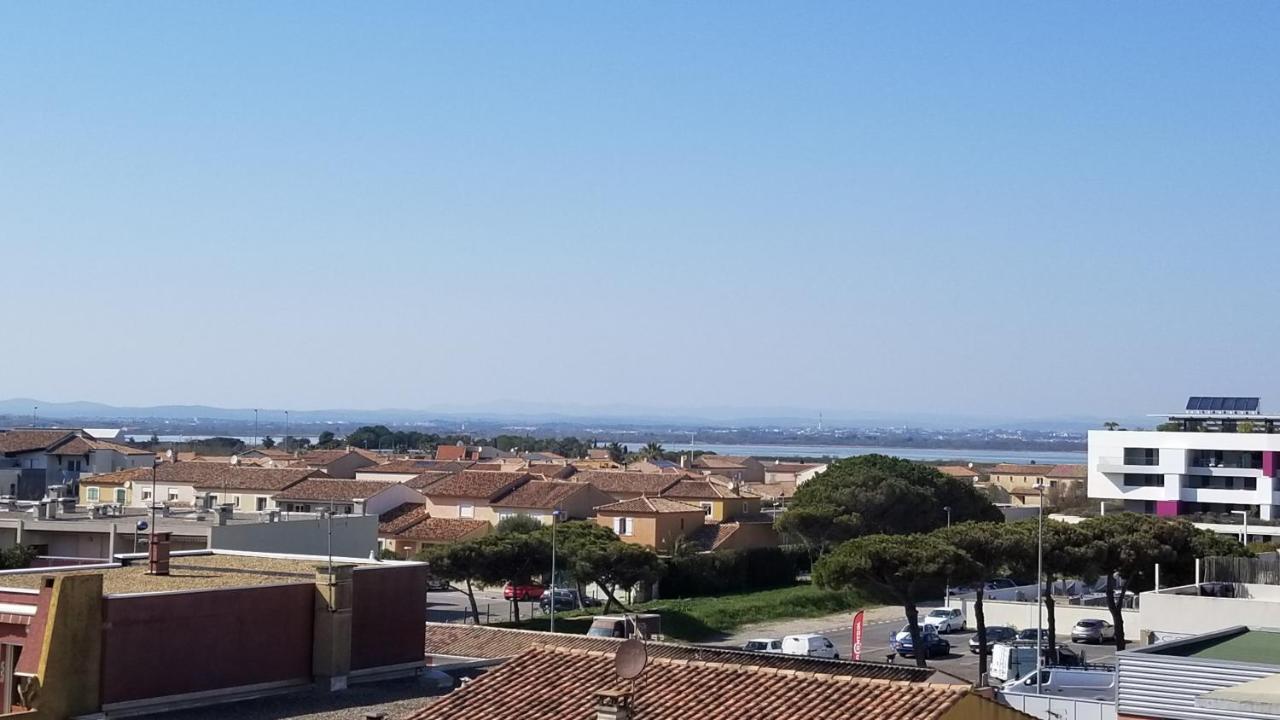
(1123, 448), (1160, 466)
(232, 495), (241, 508)
(86, 487), (100, 502)
(256, 497), (268, 511)
(459, 503), (475, 519)
(142, 490), (152, 501)
(497, 511), (514, 521)
(114, 488), (126, 503)
(613, 516), (633, 536)
(699, 502), (713, 517)
(1123, 474), (1163, 488)
(168, 489), (180, 501)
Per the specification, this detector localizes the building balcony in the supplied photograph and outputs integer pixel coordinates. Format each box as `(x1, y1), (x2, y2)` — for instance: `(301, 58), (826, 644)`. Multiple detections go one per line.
(1097, 456), (1164, 473)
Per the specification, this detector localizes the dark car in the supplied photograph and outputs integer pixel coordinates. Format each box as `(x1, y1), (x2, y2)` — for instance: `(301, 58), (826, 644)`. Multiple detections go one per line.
(1016, 628), (1051, 644)
(426, 575), (452, 592)
(539, 588), (601, 612)
(969, 626), (1017, 653)
(891, 625), (951, 659)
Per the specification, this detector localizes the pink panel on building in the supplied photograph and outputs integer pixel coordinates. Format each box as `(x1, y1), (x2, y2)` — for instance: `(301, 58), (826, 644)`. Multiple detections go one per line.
(1155, 500), (1181, 517)
(1264, 451), (1278, 477)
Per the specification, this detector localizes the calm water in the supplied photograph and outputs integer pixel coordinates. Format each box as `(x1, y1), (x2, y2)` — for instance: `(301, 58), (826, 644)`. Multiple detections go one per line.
(624, 442), (1086, 465)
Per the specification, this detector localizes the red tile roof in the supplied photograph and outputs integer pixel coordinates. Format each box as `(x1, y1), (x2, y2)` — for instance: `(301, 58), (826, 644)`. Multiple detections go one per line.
(595, 496), (705, 514)
(0, 429), (76, 455)
(935, 465), (981, 479)
(379, 502), (429, 534)
(423, 471), (530, 500)
(693, 454), (753, 469)
(991, 463), (1049, 476)
(84, 463), (316, 492)
(272, 478), (401, 502)
(1046, 464), (1087, 479)
(360, 459), (473, 475)
(572, 471), (683, 496)
(661, 477), (757, 500)
(422, 623), (940, 682)
(408, 643), (989, 720)
(398, 517), (489, 543)
(404, 471), (459, 490)
(490, 480), (587, 509)
(435, 445), (467, 462)
(525, 463), (577, 479)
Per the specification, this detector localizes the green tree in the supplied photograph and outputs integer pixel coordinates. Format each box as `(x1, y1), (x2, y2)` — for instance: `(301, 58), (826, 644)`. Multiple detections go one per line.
(470, 532), (551, 622)
(1008, 519), (1099, 646)
(317, 430), (337, 448)
(778, 455), (1001, 555)
(495, 515), (545, 536)
(1103, 421), (1120, 431)
(640, 441), (665, 460)
(0, 545), (36, 570)
(419, 540), (489, 623)
(606, 442), (626, 463)
(261, 436), (276, 449)
(932, 522), (1030, 679)
(815, 534), (979, 668)
(533, 521), (661, 611)
(592, 543), (662, 613)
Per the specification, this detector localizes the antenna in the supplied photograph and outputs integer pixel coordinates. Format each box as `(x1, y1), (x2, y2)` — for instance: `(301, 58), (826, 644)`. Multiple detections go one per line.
(614, 637), (647, 680)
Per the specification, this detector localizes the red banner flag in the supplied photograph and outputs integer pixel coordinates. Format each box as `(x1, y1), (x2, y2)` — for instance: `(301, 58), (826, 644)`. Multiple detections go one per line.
(852, 609), (865, 661)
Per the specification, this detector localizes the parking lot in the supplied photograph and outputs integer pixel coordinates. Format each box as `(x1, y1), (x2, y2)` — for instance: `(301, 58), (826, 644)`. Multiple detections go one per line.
(815, 613), (1117, 684)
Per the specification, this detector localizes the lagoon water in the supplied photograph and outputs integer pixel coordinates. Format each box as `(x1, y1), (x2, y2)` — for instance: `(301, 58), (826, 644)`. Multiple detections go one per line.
(624, 442), (1085, 465)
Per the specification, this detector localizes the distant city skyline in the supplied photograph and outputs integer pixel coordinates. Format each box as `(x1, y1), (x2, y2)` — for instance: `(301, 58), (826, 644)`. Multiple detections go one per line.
(4, 3), (1278, 418)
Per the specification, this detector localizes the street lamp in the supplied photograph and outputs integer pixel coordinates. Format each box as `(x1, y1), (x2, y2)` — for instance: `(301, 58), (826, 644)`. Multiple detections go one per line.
(550, 507), (563, 633)
(943, 506), (952, 607)
(1035, 481), (1046, 695)
(1232, 510), (1249, 545)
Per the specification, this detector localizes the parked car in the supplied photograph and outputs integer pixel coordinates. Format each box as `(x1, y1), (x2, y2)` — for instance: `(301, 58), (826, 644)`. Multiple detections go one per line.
(426, 575), (452, 592)
(780, 634), (840, 659)
(587, 613), (662, 640)
(1070, 618), (1116, 644)
(985, 578), (1018, 591)
(1002, 667), (1117, 700)
(503, 583), (545, 601)
(922, 607), (966, 633)
(742, 638), (784, 653)
(969, 625), (1017, 654)
(539, 588), (591, 612)
(890, 625), (951, 659)
(1016, 628), (1051, 643)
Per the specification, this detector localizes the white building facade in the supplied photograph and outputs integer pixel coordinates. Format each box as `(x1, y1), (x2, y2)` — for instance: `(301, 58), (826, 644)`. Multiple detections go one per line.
(1088, 397), (1280, 521)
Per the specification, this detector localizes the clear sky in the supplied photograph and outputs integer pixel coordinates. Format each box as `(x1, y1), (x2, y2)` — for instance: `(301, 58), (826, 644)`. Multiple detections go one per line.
(2, 2), (1278, 421)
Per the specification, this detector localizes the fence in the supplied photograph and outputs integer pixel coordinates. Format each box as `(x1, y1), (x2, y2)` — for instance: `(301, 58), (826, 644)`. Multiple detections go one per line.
(1204, 554), (1280, 585)
(998, 693), (1116, 720)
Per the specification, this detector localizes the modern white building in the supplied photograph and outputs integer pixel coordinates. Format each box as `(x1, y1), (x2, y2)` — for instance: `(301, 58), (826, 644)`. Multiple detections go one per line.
(1089, 396), (1280, 520)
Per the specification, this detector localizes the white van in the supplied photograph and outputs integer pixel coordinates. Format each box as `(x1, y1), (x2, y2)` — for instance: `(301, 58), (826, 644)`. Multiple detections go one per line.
(780, 634), (840, 659)
(1002, 668), (1116, 701)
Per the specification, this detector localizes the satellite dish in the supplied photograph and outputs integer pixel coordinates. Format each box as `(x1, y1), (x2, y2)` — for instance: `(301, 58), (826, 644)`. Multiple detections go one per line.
(615, 637), (647, 680)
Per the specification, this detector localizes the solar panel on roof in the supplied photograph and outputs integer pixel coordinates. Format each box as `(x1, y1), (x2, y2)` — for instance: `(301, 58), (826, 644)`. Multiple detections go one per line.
(1184, 396), (1261, 414)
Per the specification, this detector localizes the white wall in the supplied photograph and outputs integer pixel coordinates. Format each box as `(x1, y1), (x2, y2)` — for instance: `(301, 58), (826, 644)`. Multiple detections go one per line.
(1140, 587), (1280, 640)
(210, 514), (379, 557)
(364, 484), (424, 517)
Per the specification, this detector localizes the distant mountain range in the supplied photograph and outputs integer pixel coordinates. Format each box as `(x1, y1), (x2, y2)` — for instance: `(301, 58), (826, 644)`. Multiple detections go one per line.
(0, 397), (1145, 432)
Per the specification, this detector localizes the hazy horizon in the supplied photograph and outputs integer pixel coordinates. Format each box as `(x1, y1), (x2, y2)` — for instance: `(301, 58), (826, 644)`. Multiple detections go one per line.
(4, 3), (1278, 419)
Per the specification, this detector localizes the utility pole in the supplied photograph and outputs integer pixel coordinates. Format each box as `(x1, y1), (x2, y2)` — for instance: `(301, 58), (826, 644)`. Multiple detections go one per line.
(550, 508), (561, 633)
(1035, 481), (1045, 695)
(943, 506), (952, 607)
(254, 409), (259, 448)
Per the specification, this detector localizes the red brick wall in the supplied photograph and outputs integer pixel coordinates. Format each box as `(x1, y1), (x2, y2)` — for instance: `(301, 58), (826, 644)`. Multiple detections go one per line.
(100, 583), (314, 704)
(350, 564), (427, 670)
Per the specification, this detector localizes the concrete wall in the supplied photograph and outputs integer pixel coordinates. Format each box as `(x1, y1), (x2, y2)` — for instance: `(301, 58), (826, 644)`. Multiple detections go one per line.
(210, 515), (379, 557)
(1138, 586), (1280, 640)
(364, 484), (424, 517)
(100, 583), (315, 705)
(963, 598), (1140, 641)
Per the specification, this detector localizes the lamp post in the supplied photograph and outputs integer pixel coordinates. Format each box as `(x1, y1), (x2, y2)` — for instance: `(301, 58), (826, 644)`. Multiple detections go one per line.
(1232, 510), (1249, 545)
(254, 409), (259, 448)
(943, 506), (952, 607)
(1035, 480), (1045, 695)
(550, 508), (562, 633)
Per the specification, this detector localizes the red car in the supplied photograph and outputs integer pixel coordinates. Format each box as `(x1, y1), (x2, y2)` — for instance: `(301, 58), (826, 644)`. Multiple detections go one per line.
(503, 583), (545, 601)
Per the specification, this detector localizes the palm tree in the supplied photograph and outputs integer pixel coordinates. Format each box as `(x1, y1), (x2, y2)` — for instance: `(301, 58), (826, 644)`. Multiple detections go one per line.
(1103, 421), (1120, 431)
(606, 441), (626, 463)
(641, 441), (664, 459)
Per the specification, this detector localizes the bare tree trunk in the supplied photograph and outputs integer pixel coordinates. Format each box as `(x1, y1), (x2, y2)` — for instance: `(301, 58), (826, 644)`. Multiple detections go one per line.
(975, 586), (990, 679)
(602, 583), (632, 614)
(1044, 575), (1057, 652)
(904, 599), (927, 668)
(465, 578), (481, 624)
(1106, 575), (1128, 651)
(511, 598), (521, 623)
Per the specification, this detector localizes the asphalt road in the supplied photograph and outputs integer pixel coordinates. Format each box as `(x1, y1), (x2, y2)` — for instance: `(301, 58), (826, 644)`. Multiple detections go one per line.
(814, 613), (1118, 684)
(426, 586), (542, 624)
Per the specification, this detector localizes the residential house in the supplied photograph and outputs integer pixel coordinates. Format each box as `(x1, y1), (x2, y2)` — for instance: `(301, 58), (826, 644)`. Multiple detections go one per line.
(81, 462), (320, 511)
(990, 462), (1087, 507)
(692, 454), (766, 483)
(936, 465), (983, 483)
(593, 496), (706, 553)
(488, 480), (614, 524)
(0, 428), (153, 499)
(689, 518), (781, 551)
(575, 449), (621, 470)
(406, 639), (1027, 720)
(273, 478), (424, 515)
(377, 503), (490, 558)
(743, 480), (799, 505)
(435, 444), (513, 462)
(355, 459), (472, 482)
(422, 471), (532, 523)
(660, 476), (761, 522)
(524, 462), (577, 479)
(627, 458), (685, 474)
(296, 449), (378, 479)
(569, 471), (682, 502)
(762, 460), (828, 485)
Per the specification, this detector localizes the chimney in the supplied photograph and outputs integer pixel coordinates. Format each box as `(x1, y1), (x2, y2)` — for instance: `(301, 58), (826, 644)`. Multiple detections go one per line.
(149, 531), (172, 575)
(313, 564), (355, 691)
(593, 689), (633, 720)
(680, 454), (688, 469)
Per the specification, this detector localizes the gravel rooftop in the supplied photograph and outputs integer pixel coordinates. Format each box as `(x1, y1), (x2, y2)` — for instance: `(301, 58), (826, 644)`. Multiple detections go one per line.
(0, 554), (357, 594)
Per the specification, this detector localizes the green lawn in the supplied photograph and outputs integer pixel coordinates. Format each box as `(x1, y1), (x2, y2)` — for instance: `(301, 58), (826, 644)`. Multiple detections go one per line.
(497, 584), (872, 642)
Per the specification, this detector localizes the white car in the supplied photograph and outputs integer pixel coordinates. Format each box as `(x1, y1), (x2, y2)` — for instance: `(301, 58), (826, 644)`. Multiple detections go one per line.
(780, 634), (840, 659)
(741, 638), (783, 653)
(922, 607), (966, 633)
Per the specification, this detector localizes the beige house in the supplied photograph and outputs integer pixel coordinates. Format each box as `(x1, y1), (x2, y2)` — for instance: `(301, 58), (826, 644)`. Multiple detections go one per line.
(594, 496), (706, 553)
(377, 503), (490, 558)
(659, 476), (761, 522)
(422, 471), (533, 524)
(355, 459), (472, 482)
(272, 478), (423, 515)
(568, 471), (682, 502)
(936, 465), (983, 483)
(79, 463), (317, 512)
(761, 461), (827, 485)
(296, 449), (378, 479)
(692, 455), (765, 484)
(488, 480), (613, 524)
(988, 463), (1087, 507)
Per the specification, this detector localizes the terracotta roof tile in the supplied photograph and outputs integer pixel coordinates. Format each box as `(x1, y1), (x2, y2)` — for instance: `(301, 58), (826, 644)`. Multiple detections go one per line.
(0, 429), (76, 455)
(404, 471), (459, 490)
(378, 502), (429, 534)
(595, 496), (705, 514)
(572, 471), (683, 495)
(991, 463), (1049, 475)
(361, 459), (473, 475)
(409, 641), (989, 720)
(398, 517), (489, 543)
(693, 455), (753, 469)
(84, 464), (316, 491)
(525, 463), (577, 479)
(743, 481), (798, 500)
(661, 477), (757, 500)
(272, 478), (400, 502)
(1046, 464), (1087, 479)
(491, 480), (587, 509)
(424, 471), (530, 500)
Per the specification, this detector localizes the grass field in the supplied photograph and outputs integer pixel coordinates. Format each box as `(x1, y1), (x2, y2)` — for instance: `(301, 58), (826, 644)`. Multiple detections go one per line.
(498, 584), (872, 642)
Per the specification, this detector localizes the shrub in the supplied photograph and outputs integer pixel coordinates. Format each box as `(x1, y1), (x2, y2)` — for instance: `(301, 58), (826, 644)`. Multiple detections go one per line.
(661, 547), (799, 597)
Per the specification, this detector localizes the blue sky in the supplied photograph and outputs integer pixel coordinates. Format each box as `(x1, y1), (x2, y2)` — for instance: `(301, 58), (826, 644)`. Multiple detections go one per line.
(2, 3), (1278, 420)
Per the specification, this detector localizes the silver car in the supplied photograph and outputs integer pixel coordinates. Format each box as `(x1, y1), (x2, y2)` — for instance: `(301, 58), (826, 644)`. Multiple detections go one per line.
(1070, 618), (1115, 644)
